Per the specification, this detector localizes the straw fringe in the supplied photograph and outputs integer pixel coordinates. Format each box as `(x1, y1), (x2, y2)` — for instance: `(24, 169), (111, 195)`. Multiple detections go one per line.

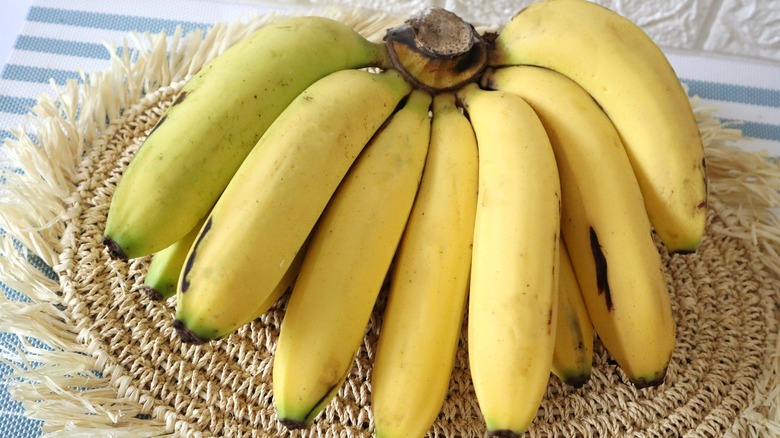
(691, 100), (780, 437)
(0, 9), (777, 436)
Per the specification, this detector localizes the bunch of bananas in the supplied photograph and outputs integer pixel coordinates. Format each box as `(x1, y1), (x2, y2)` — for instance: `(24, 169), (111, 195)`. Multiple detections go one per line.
(103, 1), (706, 436)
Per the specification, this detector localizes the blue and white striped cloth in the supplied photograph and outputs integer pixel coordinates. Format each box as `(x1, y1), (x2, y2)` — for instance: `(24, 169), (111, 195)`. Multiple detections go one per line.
(0, 1), (778, 436)
(666, 50), (780, 155)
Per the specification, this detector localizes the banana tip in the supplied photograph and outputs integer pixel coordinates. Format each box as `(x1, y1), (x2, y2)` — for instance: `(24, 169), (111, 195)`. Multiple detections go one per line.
(102, 236), (128, 261)
(631, 367), (667, 389)
(631, 376), (665, 389)
(489, 430), (521, 438)
(173, 319), (209, 345)
(564, 373), (591, 389)
(140, 286), (163, 301)
(279, 418), (308, 431)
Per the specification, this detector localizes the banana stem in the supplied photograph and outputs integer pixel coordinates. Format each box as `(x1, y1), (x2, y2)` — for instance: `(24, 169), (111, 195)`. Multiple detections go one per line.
(384, 8), (488, 92)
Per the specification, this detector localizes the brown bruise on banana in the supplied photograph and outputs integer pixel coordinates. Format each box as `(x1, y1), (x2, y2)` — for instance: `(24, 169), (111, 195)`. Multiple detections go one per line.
(548, 232), (558, 336)
(547, 307), (554, 336)
(384, 8), (488, 93)
(589, 227), (613, 311)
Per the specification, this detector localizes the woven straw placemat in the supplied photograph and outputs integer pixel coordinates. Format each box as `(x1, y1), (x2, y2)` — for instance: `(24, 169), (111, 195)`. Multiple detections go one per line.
(54, 72), (778, 438)
(0, 9), (778, 438)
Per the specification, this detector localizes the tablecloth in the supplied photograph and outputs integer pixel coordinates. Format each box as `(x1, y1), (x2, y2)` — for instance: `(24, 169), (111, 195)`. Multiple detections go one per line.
(0, 1), (779, 436)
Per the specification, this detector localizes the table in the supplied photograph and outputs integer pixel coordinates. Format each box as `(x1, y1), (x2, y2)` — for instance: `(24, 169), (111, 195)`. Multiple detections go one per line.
(1, 1), (779, 436)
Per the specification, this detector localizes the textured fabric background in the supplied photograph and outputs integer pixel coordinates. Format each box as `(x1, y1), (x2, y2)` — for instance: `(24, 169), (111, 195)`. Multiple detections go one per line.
(0, 1), (778, 436)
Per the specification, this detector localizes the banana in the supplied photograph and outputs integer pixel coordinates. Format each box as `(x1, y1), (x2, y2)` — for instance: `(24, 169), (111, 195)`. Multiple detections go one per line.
(483, 65), (674, 388)
(456, 83), (560, 437)
(370, 92), (478, 438)
(142, 216), (206, 300)
(143, 213), (305, 316)
(490, 0), (707, 253)
(273, 90), (432, 429)
(103, 16), (390, 260)
(552, 240), (593, 388)
(173, 69), (412, 344)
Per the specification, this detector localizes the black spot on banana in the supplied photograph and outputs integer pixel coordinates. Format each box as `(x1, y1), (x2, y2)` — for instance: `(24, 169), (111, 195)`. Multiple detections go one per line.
(589, 227), (612, 311)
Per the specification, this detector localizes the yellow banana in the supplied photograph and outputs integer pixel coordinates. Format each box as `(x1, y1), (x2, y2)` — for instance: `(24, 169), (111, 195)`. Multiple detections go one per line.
(273, 90), (431, 429)
(456, 83), (560, 437)
(103, 16), (390, 260)
(552, 240), (593, 388)
(370, 92), (478, 438)
(173, 69), (412, 344)
(142, 216), (206, 300)
(490, 0), (707, 253)
(484, 65), (674, 388)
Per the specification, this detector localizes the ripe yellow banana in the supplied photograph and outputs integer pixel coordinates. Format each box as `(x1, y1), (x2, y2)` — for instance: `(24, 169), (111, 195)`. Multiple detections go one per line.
(490, 0), (707, 253)
(103, 16), (390, 260)
(273, 90), (432, 429)
(142, 216), (206, 300)
(174, 69), (412, 344)
(552, 240), (593, 388)
(484, 65), (674, 388)
(456, 83), (560, 437)
(370, 92), (478, 438)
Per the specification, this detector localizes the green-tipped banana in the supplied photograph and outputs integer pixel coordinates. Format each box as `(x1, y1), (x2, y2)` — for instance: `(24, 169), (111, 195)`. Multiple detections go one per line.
(490, 0), (707, 253)
(173, 68), (412, 344)
(142, 216), (206, 300)
(273, 90), (431, 429)
(552, 240), (593, 388)
(485, 65), (674, 388)
(103, 16), (390, 260)
(457, 83), (560, 437)
(370, 92), (478, 438)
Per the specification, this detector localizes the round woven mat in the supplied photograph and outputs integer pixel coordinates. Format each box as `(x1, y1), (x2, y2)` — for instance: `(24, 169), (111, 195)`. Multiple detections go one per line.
(56, 78), (777, 437)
